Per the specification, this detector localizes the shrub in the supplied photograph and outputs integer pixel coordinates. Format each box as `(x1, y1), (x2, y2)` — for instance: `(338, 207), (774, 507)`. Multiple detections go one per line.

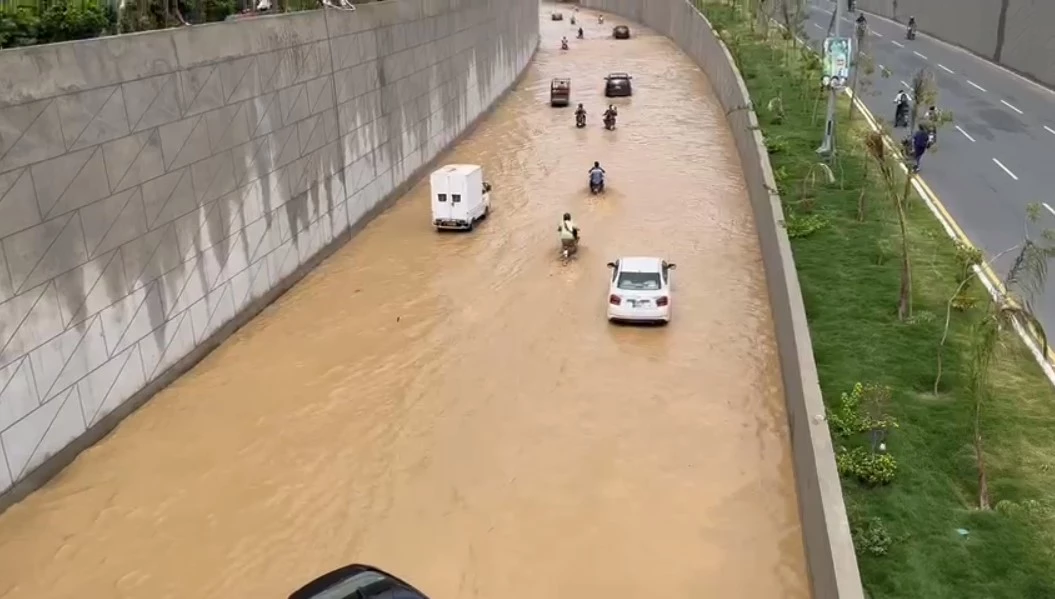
(852, 516), (894, 557)
(837, 446), (899, 486)
(0, 6), (40, 48)
(38, 0), (113, 44)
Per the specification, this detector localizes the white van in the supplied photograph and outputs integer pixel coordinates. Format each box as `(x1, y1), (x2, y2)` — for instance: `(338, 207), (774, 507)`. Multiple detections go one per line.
(429, 164), (492, 231)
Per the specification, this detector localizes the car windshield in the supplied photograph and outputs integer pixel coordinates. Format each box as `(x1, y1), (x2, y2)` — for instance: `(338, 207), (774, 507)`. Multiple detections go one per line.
(617, 272), (661, 291)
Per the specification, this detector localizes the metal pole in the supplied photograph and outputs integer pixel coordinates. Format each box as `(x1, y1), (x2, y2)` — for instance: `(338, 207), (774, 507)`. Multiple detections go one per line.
(816, 0), (844, 157)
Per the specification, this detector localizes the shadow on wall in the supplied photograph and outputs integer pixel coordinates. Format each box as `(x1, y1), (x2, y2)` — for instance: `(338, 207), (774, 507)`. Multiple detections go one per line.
(0, 0), (538, 502)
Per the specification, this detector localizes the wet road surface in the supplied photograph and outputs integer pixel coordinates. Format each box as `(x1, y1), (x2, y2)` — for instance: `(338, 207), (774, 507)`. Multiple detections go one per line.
(0, 6), (808, 598)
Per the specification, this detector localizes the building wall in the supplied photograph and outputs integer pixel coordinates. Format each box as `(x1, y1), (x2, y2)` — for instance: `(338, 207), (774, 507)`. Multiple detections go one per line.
(0, 0), (538, 498)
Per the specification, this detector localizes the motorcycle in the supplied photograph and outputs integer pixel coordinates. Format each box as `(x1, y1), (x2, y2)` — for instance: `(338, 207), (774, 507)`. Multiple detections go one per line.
(576, 29), (584, 39)
(894, 102), (909, 128)
(570, 15), (576, 24)
(561, 237), (579, 260)
(575, 112), (586, 128)
(906, 26), (917, 40)
(598, 15), (604, 24)
(561, 40), (569, 50)
(603, 112), (616, 130)
(589, 175), (605, 194)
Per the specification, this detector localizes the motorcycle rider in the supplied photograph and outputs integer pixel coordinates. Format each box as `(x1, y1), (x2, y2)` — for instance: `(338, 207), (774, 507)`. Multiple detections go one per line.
(603, 105), (617, 128)
(577, 27), (584, 39)
(906, 16), (917, 38)
(588, 161), (606, 191)
(561, 36), (569, 50)
(855, 13), (867, 34)
(598, 14), (604, 24)
(558, 212), (580, 255)
(893, 89), (910, 126)
(575, 103), (587, 126)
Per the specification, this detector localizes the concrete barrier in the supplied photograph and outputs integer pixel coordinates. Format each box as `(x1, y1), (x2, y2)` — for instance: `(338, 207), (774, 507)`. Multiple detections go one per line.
(578, 0), (864, 596)
(0, 0), (538, 509)
(855, 0), (1055, 90)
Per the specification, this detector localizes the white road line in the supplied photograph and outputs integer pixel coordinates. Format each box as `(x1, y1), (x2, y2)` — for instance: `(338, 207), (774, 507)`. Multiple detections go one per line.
(1044, 203), (1055, 217)
(1001, 99), (1024, 115)
(967, 80), (988, 92)
(937, 64), (954, 74)
(877, 64), (885, 71)
(813, 23), (823, 29)
(891, 40), (904, 48)
(1045, 125), (1055, 136)
(955, 126), (976, 142)
(992, 158), (1019, 181)
(913, 50), (929, 60)
(871, 31), (883, 37)
(900, 80), (910, 88)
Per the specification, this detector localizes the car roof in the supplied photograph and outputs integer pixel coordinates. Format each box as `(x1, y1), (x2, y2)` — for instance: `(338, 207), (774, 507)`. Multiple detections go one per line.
(616, 256), (664, 272)
(607, 72), (630, 78)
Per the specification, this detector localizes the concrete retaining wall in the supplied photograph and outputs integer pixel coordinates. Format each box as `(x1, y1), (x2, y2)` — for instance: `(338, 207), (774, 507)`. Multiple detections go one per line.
(578, 0), (864, 596)
(0, 0), (538, 505)
(855, 0), (1055, 89)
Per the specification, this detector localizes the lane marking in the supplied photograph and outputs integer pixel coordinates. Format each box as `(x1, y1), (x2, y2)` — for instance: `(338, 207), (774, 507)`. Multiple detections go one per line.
(1001, 99), (1024, 114)
(913, 50), (928, 60)
(1045, 125), (1055, 136)
(891, 40), (904, 48)
(813, 23), (823, 29)
(992, 158), (1019, 180)
(871, 31), (883, 38)
(967, 80), (988, 92)
(900, 79), (910, 88)
(1045, 203), (1055, 217)
(955, 125), (976, 142)
(938, 63), (954, 74)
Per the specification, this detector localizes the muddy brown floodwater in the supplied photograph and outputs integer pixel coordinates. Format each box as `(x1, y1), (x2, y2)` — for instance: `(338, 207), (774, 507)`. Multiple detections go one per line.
(0, 7), (809, 599)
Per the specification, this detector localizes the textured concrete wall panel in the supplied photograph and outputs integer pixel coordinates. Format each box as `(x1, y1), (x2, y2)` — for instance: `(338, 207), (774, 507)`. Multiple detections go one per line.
(0, 0), (538, 499)
(1000, 0), (1055, 89)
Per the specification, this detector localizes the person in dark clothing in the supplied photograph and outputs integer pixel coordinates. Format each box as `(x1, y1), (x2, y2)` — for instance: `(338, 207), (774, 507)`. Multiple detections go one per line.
(911, 125), (930, 172)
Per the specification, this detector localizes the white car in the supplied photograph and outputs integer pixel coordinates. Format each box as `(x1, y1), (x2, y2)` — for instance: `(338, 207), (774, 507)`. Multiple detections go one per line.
(606, 257), (676, 324)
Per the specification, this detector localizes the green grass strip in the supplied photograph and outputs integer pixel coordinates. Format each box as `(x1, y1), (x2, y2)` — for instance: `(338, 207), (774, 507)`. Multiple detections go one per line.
(697, 3), (1055, 597)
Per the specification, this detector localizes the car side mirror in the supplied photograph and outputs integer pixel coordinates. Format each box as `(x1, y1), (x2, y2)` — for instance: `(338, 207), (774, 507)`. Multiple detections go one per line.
(606, 262), (616, 269)
(665, 263), (676, 270)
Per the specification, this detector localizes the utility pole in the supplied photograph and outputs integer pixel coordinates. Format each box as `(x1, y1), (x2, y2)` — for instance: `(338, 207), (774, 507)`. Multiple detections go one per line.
(816, 0), (844, 158)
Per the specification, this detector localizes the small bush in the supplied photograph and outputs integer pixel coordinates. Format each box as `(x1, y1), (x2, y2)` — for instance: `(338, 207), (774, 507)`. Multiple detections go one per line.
(786, 213), (828, 239)
(0, 6), (40, 48)
(38, 0), (113, 44)
(837, 446), (899, 486)
(852, 516), (894, 556)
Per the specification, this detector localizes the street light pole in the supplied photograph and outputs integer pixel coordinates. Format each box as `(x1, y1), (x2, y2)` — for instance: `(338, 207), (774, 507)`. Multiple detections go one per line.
(816, 0), (845, 158)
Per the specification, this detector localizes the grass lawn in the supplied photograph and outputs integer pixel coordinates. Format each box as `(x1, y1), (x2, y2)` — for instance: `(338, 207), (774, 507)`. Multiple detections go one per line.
(698, 3), (1055, 597)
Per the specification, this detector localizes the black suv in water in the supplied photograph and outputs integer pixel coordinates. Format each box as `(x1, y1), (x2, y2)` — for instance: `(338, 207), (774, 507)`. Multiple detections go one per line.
(604, 72), (633, 97)
(613, 25), (630, 39)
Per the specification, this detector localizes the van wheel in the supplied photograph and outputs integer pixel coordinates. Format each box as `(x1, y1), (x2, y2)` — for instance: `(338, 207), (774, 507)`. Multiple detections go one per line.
(466, 220), (475, 232)
(481, 206), (490, 219)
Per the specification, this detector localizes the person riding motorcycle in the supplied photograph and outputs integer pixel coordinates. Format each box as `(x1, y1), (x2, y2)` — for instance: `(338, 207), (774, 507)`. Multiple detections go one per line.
(855, 13), (867, 35)
(575, 103), (587, 126)
(570, 14), (576, 24)
(561, 36), (569, 50)
(603, 105), (617, 128)
(588, 161), (606, 192)
(906, 16), (917, 39)
(558, 213), (580, 255)
(577, 27), (584, 39)
(893, 90), (910, 126)
(598, 14), (604, 24)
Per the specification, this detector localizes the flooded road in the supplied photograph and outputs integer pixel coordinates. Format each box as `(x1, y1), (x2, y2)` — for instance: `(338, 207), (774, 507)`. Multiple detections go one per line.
(0, 6), (808, 599)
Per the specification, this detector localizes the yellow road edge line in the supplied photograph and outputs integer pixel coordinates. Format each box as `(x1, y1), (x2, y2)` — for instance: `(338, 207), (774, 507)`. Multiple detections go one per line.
(847, 90), (1055, 370)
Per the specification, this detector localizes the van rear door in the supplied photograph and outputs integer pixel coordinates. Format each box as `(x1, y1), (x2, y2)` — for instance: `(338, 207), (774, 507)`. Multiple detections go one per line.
(430, 169), (451, 224)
